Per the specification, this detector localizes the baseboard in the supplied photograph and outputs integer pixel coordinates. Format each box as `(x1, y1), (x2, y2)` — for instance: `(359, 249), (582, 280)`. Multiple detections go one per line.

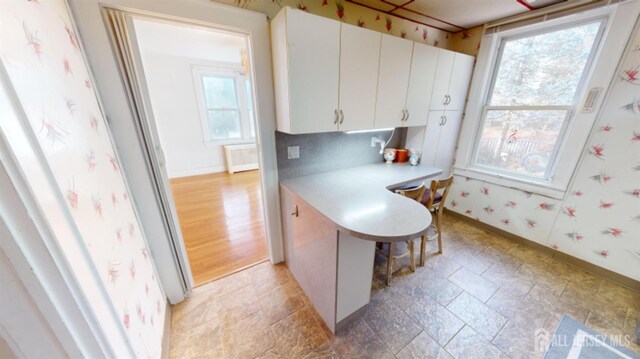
(168, 165), (227, 179)
(445, 209), (640, 293)
(161, 301), (172, 359)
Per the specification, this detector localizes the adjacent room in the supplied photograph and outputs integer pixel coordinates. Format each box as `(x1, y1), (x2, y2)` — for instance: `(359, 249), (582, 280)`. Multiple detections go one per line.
(133, 17), (268, 285)
(0, 0), (639, 358)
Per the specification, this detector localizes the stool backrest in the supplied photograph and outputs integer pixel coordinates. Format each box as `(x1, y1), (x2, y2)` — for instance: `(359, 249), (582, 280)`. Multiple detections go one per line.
(426, 176), (454, 211)
(395, 183), (426, 203)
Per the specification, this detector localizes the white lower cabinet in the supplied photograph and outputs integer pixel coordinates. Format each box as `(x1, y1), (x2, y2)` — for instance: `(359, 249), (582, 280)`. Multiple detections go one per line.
(420, 111), (462, 176)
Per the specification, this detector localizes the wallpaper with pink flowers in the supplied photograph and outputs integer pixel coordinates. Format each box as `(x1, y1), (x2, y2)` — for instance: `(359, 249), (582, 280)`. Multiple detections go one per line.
(446, 25), (640, 282)
(0, 1), (165, 357)
(213, 0), (452, 48)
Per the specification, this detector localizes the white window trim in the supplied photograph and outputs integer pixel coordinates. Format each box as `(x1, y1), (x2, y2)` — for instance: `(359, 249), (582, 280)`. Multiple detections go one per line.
(191, 64), (255, 145)
(454, 3), (640, 200)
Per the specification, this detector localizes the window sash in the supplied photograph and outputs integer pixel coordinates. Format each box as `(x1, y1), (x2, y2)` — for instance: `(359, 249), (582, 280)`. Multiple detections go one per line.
(469, 18), (606, 182)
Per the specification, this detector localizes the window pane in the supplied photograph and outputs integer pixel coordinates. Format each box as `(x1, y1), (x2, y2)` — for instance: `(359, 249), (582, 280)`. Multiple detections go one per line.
(245, 79), (255, 138)
(474, 110), (567, 177)
(202, 76), (238, 109)
(207, 110), (241, 140)
(490, 21), (601, 106)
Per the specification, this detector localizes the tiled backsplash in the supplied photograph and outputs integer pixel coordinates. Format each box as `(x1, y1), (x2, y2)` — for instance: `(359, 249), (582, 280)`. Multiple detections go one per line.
(276, 129), (406, 180)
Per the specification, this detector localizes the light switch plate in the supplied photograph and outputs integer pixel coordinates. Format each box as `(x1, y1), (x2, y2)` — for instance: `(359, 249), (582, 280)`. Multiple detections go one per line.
(287, 146), (300, 159)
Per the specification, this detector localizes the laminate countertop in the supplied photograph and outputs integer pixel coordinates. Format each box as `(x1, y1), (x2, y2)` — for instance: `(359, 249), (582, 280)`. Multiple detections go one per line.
(280, 163), (442, 242)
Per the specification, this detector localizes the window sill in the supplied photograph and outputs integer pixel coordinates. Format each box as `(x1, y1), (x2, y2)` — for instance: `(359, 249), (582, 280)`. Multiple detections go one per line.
(452, 166), (567, 200)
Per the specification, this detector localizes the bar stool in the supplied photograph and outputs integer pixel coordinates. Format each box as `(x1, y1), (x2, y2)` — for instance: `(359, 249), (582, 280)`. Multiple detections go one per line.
(419, 176), (454, 266)
(377, 183), (426, 286)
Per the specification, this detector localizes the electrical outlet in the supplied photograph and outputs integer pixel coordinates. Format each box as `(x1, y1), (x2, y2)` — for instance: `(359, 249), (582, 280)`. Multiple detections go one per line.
(287, 146), (300, 159)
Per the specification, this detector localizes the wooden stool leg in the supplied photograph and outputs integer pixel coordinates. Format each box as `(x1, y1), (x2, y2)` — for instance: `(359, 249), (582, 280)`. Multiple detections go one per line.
(386, 242), (394, 286)
(436, 212), (443, 254)
(419, 235), (426, 266)
(408, 240), (415, 272)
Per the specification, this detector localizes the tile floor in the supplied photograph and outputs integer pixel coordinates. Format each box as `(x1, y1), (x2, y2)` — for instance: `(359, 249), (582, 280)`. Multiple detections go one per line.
(169, 215), (640, 358)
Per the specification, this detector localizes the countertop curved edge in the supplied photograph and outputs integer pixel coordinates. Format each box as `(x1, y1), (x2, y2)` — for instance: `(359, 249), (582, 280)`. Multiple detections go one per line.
(280, 163), (443, 242)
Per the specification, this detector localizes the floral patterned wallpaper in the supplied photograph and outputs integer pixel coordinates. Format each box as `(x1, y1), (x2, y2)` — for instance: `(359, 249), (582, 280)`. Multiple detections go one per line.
(213, 0), (452, 48)
(0, 1), (165, 357)
(449, 25), (483, 56)
(446, 25), (640, 281)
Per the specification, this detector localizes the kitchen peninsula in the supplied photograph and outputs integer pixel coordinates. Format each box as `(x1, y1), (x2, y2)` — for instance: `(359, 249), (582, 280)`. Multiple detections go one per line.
(280, 163), (441, 333)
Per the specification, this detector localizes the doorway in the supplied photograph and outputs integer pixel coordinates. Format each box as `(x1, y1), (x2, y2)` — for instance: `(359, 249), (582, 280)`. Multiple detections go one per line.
(128, 17), (269, 287)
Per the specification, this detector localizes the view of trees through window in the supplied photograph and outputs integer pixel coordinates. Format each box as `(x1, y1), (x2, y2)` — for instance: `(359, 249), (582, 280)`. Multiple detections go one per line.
(201, 74), (255, 141)
(474, 20), (603, 178)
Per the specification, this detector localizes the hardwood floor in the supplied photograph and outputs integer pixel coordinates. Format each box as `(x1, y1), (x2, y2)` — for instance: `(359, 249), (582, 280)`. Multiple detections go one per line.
(170, 170), (268, 286)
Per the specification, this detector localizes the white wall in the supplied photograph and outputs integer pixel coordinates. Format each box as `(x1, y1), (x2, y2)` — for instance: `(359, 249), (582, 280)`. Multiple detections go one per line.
(140, 54), (236, 177)
(135, 18), (250, 178)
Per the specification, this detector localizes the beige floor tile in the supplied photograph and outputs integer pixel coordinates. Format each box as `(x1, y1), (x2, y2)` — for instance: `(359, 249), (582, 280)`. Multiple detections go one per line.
(248, 261), (293, 295)
(397, 331), (454, 359)
(221, 312), (275, 358)
(331, 318), (394, 359)
(412, 274), (463, 306)
(363, 301), (422, 354)
(448, 267), (499, 302)
(406, 294), (465, 346)
(446, 292), (507, 341)
(444, 326), (508, 359)
(260, 280), (305, 325)
(491, 321), (545, 359)
(271, 308), (331, 358)
(169, 322), (225, 359)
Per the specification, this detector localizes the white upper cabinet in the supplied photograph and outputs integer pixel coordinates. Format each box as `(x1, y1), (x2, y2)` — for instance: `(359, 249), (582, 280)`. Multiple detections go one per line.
(338, 24), (381, 132)
(430, 49), (474, 112)
(272, 8), (340, 134)
(271, 7), (473, 135)
(404, 43), (438, 127)
(373, 34), (413, 129)
(446, 55), (475, 111)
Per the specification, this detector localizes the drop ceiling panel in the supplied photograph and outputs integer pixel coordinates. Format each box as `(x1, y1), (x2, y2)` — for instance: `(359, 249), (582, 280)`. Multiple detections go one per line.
(346, 0), (565, 32)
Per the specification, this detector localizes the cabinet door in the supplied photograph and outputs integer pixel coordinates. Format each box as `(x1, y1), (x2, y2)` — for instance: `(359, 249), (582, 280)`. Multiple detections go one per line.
(287, 9), (340, 133)
(338, 23), (381, 131)
(420, 111), (444, 167)
(404, 43), (438, 127)
(434, 110), (462, 176)
(446, 54), (475, 111)
(429, 49), (455, 111)
(374, 34), (413, 129)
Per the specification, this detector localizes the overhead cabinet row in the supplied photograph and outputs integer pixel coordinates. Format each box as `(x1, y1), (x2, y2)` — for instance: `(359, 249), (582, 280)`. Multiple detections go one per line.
(270, 7), (474, 134)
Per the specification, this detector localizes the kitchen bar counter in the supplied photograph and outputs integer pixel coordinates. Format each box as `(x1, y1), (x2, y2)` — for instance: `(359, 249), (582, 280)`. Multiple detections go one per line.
(280, 162), (442, 242)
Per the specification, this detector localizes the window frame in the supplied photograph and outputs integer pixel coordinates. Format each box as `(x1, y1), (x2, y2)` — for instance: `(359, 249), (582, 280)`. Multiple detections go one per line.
(469, 18), (606, 182)
(192, 65), (255, 145)
(453, 5), (634, 199)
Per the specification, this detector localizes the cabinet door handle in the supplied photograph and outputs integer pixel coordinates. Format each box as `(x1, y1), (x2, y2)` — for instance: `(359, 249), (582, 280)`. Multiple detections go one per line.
(405, 109), (410, 122)
(334, 109), (338, 125)
(446, 95), (452, 105)
(339, 110), (344, 124)
(400, 109), (406, 122)
(291, 205), (299, 217)
(442, 115), (448, 126)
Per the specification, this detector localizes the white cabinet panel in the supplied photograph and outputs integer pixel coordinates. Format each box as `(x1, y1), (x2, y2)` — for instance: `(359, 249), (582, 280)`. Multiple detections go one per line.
(287, 9), (340, 133)
(421, 111), (444, 167)
(430, 49), (455, 111)
(404, 43), (438, 127)
(435, 111), (462, 175)
(447, 55), (475, 111)
(338, 24), (381, 131)
(374, 34), (413, 129)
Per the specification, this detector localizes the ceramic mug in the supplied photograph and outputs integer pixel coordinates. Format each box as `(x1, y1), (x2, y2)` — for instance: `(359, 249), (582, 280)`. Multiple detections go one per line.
(383, 148), (396, 164)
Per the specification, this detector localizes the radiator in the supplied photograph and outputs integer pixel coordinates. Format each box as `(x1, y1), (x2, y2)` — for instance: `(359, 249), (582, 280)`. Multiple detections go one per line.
(223, 143), (259, 174)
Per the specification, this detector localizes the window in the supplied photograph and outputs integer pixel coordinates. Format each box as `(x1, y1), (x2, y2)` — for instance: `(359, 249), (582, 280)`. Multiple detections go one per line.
(450, 4), (636, 199)
(472, 20), (604, 179)
(194, 67), (256, 142)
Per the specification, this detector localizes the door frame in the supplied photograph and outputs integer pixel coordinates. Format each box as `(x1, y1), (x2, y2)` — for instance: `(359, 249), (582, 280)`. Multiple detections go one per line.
(69, 0), (284, 303)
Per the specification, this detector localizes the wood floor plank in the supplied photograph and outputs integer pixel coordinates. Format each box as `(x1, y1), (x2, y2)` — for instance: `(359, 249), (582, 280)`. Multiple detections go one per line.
(170, 170), (268, 286)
